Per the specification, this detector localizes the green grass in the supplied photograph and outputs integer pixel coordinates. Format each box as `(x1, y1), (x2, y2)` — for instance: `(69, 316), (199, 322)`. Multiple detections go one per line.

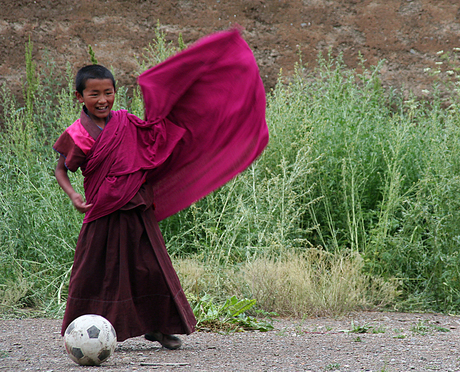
(326, 363), (341, 371)
(347, 321), (386, 334)
(349, 321), (372, 334)
(2, 25), (460, 319)
(409, 320), (451, 336)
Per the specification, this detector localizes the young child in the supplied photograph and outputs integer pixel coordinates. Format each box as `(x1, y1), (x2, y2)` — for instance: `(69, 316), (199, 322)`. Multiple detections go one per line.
(54, 29), (269, 347)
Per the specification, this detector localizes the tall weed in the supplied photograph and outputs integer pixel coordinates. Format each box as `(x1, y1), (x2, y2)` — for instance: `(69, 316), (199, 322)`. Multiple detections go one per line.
(272, 51), (460, 312)
(0, 51), (81, 314)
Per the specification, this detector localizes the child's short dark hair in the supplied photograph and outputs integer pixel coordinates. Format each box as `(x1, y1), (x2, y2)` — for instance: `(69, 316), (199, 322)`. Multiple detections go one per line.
(75, 64), (116, 95)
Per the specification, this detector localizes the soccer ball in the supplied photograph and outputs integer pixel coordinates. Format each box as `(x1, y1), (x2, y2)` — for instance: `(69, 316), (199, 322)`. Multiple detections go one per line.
(64, 314), (117, 366)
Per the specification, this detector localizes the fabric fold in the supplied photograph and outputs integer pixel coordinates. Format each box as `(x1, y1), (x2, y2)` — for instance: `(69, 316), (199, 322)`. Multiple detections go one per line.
(81, 112), (185, 223)
(139, 28), (269, 221)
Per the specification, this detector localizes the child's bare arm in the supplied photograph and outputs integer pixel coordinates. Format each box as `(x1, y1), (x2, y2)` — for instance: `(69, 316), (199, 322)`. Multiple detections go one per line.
(55, 155), (93, 213)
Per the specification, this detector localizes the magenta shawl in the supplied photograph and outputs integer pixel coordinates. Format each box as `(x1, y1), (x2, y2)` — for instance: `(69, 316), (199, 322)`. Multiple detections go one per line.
(82, 28), (268, 223)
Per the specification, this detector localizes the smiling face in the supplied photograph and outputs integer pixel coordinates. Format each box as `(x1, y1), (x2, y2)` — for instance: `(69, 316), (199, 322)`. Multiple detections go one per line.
(75, 78), (116, 127)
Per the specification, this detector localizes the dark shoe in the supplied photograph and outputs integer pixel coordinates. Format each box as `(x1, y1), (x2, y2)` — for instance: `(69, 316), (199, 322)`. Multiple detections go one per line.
(145, 331), (182, 350)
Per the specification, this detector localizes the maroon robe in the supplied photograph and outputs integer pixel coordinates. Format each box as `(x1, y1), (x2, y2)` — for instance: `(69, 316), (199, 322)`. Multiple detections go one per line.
(54, 28), (268, 342)
(55, 109), (195, 341)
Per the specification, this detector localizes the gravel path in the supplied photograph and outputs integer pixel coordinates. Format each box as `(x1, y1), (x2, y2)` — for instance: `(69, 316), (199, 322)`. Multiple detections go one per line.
(1, 312), (460, 371)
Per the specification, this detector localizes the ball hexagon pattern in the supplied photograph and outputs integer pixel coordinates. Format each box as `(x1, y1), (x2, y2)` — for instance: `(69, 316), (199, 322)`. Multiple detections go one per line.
(64, 314), (117, 366)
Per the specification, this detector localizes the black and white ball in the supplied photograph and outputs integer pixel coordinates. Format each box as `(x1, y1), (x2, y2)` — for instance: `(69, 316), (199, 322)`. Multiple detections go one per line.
(64, 314), (117, 366)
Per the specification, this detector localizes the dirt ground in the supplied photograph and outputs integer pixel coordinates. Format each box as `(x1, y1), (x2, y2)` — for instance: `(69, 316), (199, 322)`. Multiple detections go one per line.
(2, 312), (460, 371)
(1, 0), (460, 101)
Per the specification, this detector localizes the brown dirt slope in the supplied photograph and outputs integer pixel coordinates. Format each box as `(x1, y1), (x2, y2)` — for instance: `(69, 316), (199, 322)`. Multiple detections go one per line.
(1, 0), (460, 100)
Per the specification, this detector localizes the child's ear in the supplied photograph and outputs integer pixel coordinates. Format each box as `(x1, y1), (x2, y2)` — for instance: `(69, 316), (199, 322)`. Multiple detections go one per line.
(75, 91), (84, 103)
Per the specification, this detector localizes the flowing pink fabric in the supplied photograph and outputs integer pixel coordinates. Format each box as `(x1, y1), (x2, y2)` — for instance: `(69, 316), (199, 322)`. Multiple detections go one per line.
(82, 28), (268, 223)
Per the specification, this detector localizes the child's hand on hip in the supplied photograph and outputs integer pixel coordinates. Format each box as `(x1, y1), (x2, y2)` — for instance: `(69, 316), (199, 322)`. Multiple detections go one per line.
(71, 193), (93, 213)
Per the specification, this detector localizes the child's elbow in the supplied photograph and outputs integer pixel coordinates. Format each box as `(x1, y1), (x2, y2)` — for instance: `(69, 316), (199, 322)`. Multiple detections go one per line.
(55, 157), (68, 178)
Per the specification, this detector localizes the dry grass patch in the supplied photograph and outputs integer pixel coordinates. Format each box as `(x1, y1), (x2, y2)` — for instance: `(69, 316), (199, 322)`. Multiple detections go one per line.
(173, 250), (398, 318)
(241, 249), (398, 317)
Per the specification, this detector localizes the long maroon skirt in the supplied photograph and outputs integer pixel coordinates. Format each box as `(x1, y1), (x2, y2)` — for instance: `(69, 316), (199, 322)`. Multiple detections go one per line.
(61, 186), (196, 341)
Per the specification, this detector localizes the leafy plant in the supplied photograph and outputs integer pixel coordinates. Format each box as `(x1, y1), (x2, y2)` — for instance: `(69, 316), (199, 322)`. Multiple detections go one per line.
(326, 363), (341, 370)
(349, 321), (372, 334)
(348, 321), (386, 334)
(190, 294), (274, 332)
(431, 324), (450, 333)
(88, 45), (98, 64)
(410, 320), (432, 336)
(371, 325), (386, 334)
(410, 320), (451, 335)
